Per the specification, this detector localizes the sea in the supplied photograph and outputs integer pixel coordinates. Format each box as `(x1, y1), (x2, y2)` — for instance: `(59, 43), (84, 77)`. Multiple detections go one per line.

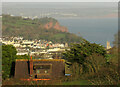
(57, 17), (118, 47)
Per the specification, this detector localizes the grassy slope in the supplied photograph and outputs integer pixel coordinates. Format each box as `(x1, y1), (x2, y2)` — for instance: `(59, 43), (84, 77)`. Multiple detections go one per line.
(2, 14), (83, 43)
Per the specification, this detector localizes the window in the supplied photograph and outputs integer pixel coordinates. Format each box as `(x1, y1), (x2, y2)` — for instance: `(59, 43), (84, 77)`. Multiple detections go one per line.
(33, 64), (52, 75)
(34, 65), (50, 69)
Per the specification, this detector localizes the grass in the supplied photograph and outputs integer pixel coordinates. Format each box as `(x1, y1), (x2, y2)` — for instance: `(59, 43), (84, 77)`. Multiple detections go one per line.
(53, 33), (66, 39)
(57, 80), (92, 85)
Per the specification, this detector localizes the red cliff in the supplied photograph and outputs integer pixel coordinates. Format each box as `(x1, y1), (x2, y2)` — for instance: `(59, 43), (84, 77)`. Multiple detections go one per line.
(44, 22), (53, 29)
(44, 22), (68, 32)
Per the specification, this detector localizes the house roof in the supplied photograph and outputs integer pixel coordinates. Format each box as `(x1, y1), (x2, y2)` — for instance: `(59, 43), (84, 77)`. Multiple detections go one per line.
(16, 59), (65, 62)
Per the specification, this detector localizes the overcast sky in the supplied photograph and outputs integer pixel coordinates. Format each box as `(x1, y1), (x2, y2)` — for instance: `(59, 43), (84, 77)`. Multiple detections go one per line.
(2, 2), (118, 18)
(1, 0), (119, 2)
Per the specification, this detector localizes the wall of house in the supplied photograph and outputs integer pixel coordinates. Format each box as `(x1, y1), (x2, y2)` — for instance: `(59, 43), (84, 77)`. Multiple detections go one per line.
(14, 59), (65, 79)
(15, 60), (29, 79)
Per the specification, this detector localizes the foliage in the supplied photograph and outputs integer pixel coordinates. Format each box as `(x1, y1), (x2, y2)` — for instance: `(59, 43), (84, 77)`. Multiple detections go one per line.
(63, 41), (119, 85)
(2, 45), (17, 80)
(113, 31), (119, 47)
(62, 41), (118, 85)
(2, 44), (30, 80)
(85, 53), (106, 74)
(87, 54), (119, 85)
(63, 41), (106, 64)
(16, 54), (29, 59)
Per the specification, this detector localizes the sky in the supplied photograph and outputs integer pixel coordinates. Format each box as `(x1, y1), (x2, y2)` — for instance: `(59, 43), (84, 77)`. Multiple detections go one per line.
(2, 2), (118, 18)
(1, 0), (119, 2)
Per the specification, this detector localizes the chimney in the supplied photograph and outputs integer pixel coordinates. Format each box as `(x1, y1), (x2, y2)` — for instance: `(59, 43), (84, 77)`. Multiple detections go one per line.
(30, 56), (33, 77)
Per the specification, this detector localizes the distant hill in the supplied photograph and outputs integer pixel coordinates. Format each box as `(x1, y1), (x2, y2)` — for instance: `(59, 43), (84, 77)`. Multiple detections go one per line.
(2, 14), (84, 43)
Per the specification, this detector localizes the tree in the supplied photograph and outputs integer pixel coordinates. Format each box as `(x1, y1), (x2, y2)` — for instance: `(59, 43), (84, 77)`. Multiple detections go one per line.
(2, 45), (17, 80)
(113, 30), (120, 47)
(16, 54), (29, 59)
(63, 41), (107, 75)
(63, 41), (106, 64)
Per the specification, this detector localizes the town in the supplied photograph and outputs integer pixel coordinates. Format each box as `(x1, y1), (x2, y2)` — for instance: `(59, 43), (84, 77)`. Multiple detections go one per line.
(1, 36), (69, 59)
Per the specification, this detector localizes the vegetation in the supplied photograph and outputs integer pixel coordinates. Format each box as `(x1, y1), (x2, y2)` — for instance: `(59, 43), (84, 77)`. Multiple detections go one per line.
(2, 14), (83, 44)
(63, 41), (106, 64)
(2, 45), (29, 80)
(2, 45), (17, 79)
(113, 30), (120, 47)
(58, 80), (91, 85)
(63, 41), (119, 85)
(16, 55), (29, 60)
(63, 41), (107, 77)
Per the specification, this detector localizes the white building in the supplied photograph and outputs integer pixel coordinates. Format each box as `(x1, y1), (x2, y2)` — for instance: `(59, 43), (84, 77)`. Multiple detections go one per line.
(22, 40), (34, 45)
(17, 52), (28, 55)
(47, 48), (65, 52)
(13, 43), (20, 47)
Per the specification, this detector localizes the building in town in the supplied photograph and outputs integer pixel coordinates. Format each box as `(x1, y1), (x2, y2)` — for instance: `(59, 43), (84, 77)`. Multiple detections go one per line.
(106, 41), (111, 50)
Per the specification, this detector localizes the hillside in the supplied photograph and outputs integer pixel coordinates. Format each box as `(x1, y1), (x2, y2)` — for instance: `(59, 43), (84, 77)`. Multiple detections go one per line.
(2, 14), (83, 43)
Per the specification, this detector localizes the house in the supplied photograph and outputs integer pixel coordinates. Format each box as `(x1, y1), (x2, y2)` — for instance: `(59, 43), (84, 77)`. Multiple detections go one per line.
(14, 57), (65, 81)
(13, 43), (20, 47)
(47, 48), (65, 53)
(16, 52), (28, 55)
